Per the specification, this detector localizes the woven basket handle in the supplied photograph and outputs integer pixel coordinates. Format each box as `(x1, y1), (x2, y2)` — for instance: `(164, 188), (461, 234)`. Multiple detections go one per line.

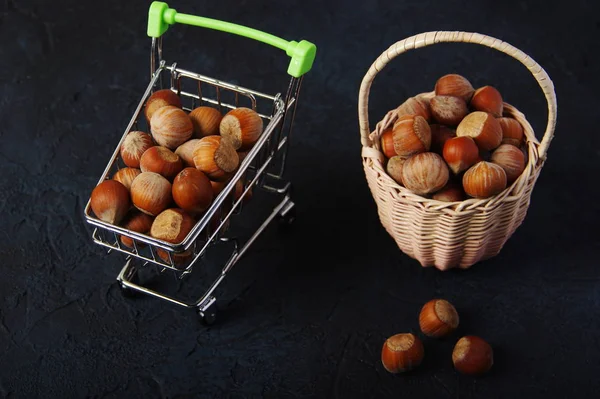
(358, 32), (557, 160)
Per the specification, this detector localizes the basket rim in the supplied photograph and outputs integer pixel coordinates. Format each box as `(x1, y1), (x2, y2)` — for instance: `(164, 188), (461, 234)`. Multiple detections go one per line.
(362, 92), (544, 212)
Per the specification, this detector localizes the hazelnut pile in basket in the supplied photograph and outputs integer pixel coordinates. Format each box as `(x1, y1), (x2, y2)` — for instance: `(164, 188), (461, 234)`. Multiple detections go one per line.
(381, 74), (526, 201)
(90, 89), (259, 254)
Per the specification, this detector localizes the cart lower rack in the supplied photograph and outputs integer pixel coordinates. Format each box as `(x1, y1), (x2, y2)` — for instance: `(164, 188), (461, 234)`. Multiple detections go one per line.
(83, 2), (316, 324)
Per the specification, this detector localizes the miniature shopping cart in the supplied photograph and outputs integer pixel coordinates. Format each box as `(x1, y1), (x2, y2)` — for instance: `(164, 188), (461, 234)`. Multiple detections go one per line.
(83, 2), (316, 324)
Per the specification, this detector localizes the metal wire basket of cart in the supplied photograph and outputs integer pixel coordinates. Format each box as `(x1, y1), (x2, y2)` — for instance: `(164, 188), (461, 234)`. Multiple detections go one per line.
(83, 1), (317, 324)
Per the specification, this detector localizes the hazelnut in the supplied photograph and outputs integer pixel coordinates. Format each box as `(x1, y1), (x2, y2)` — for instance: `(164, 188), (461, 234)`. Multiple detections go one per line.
(452, 336), (493, 376)
(172, 167), (214, 214)
(490, 144), (525, 183)
(396, 96), (431, 121)
(130, 171), (172, 216)
(434, 74), (475, 102)
(112, 167), (141, 191)
(189, 106), (222, 138)
(442, 136), (480, 175)
(401, 152), (449, 196)
(210, 180), (228, 197)
(470, 86), (503, 117)
(90, 180), (131, 225)
(120, 131), (154, 168)
(430, 95), (469, 126)
(380, 128), (396, 158)
(144, 89), (182, 122)
(498, 117), (524, 147)
(381, 333), (424, 373)
(392, 115), (431, 157)
(150, 208), (195, 245)
(462, 161), (507, 199)
(140, 146), (183, 181)
(119, 210), (154, 248)
(233, 179), (253, 205)
(456, 111), (502, 151)
(419, 299), (459, 338)
(150, 105), (193, 150)
(193, 135), (240, 182)
(386, 155), (409, 185)
(430, 124), (456, 154)
(174, 139), (202, 168)
(219, 107), (263, 151)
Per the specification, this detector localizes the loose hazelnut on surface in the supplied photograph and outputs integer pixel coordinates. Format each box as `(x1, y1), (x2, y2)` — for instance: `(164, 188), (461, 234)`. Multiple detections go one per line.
(490, 144), (525, 183)
(112, 167), (141, 191)
(498, 117), (524, 147)
(419, 299), (460, 338)
(175, 139), (202, 168)
(120, 131), (154, 168)
(430, 95), (469, 126)
(443, 136), (480, 175)
(430, 124), (456, 154)
(119, 210), (154, 248)
(90, 180), (131, 225)
(172, 168), (214, 214)
(380, 128), (396, 159)
(434, 74), (475, 102)
(396, 96), (431, 121)
(386, 155), (409, 185)
(392, 115), (432, 157)
(144, 89), (182, 122)
(219, 107), (264, 151)
(432, 181), (466, 202)
(456, 111), (502, 151)
(462, 161), (507, 199)
(381, 333), (425, 373)
(130, 172), (172, 216)
(401, 152), (449, 196)
(470, 86), (503, 117)
(150, 105), (193, 150)
(193, 135), (240, 182)
(452, 336), (494, 376)
(139, 146), (184, 181)
(189, 106), (222, 138)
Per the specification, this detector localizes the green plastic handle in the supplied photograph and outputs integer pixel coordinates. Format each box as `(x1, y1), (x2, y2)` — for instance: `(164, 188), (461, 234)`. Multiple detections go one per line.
(147, 1), (316, 78)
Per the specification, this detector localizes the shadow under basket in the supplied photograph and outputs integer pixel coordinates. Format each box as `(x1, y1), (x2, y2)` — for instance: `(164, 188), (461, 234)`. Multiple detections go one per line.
(358, 32), (557, 270)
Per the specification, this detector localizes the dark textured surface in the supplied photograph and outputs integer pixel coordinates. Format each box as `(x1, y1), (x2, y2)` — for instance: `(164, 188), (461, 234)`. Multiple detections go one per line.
(1, 0), (599, 398)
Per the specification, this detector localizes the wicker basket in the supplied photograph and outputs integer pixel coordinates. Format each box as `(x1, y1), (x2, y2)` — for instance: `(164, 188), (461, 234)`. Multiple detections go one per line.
(358, 32), (557, 270)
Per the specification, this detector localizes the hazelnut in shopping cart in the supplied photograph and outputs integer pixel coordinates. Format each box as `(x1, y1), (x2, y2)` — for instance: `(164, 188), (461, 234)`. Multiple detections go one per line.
(144, 89), (183, 122)
(130, 171), (173, 216)
(119, 210), (154, 248)
(139, 146), (184, 181)
(219, 107), (264, 151)
(189, 106), (223, 138)
(112, 167), (141, 191)
(172, 168), (214, 214)
(150, 105), (193, 150)
(120, 131), (154, 168)
(90, 180), (131, 225)
(175, 139), (202, 168)
(193, 135), (239, 182)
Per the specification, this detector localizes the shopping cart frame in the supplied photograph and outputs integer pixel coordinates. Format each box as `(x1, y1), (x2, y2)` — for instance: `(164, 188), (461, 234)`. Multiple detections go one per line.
(83, 2), (316, 323)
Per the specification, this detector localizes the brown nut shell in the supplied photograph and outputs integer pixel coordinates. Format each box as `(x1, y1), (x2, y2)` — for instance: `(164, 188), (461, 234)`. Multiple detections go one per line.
(443, 136), (480, 175)
(470, 86), (503, 117)
(430, 95), (469, 126)
(189, 106), (222, 138)
(112, 167), (141, 191)
(452, 336), (494, 376)
(381, 333), (424, 373)
(219, 107), (263, 151)
(150, 208), (195, 245)
(130, 172), (173, 216)
(119, 210), (154, 248)
(172, 167), (214, 214)
(193, 135), (240, 182)
(174, 139), (202, 168)
(498, 117), (524, 147)
(380, 128), (396, 158)
(90, 180), (131, 225)
(150, 105), (193, 150)
(396, 96), (431, 121)
(144, 89), (182, 122)
(120, 131), (154, 168)
(401, 152), (449, 196)
(419, 299), (459, 338)
(434, 74), (475, 102)
(456, 111), (502, 151)
(490, 144), (525, 183)
(140, 146), (184, 181)
(392, 115), (431, 157)
(462, 161), (507, 199)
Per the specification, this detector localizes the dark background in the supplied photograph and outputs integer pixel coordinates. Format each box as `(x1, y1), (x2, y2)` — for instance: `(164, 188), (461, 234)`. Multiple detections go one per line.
(1, 0), (599, 398)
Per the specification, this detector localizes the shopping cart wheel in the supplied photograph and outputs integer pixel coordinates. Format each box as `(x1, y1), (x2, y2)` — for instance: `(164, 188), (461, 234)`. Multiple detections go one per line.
(198, 307), (218, 326)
